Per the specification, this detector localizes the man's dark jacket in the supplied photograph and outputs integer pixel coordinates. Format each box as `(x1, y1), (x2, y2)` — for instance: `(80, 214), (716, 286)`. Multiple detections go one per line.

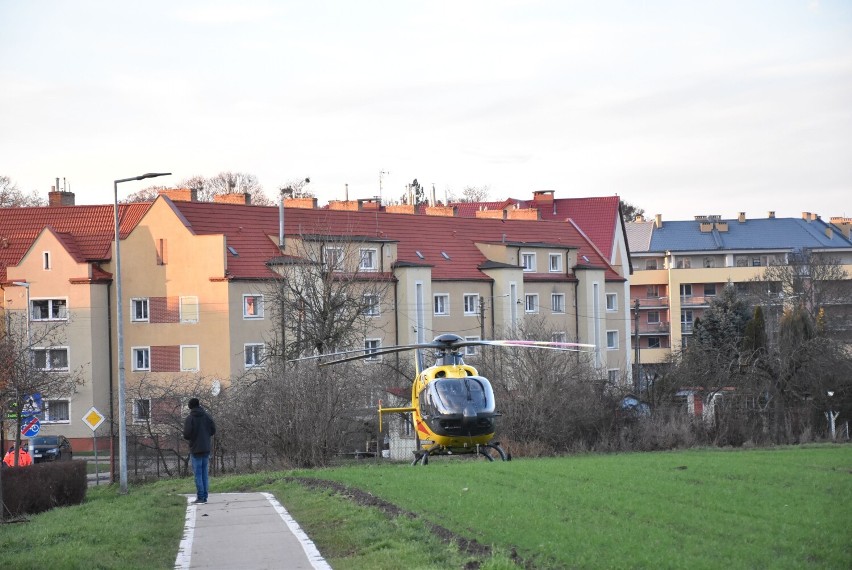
(183, 407), (217, 455)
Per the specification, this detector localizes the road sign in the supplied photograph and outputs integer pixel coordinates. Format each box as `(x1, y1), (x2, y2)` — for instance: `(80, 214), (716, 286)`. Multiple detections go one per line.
(82, 407), (106, 431)
(21, 393), (43, 417)
(22, 416), (40, 437)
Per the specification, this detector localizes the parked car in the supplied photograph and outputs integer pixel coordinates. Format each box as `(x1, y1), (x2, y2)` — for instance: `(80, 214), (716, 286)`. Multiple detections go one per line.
(28, 435), (73, 463)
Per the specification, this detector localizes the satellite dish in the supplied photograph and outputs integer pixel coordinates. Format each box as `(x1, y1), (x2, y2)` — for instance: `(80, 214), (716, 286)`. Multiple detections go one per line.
(211, 380), (221, 397)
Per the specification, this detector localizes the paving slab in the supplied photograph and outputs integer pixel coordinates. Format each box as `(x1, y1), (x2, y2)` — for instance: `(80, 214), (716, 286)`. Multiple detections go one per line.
(175, 492), (331, 570)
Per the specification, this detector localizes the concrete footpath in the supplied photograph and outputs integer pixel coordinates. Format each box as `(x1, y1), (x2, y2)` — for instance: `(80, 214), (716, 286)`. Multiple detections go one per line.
(174, 492), (332, 570)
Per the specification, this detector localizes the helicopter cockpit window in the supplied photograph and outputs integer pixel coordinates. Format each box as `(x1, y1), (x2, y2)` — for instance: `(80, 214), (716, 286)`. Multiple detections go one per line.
(428, 377), (495, 415)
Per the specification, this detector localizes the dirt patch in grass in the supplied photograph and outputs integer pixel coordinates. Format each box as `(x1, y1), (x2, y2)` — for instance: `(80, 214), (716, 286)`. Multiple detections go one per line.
(286, 476), (527, 569)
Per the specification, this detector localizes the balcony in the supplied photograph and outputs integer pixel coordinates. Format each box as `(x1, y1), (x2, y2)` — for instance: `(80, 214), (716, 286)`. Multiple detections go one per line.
(632, 297), (670, 309)
(681, 322), (694, 334)
(638, 321), (670, 334)
(680, 295), (713, 307)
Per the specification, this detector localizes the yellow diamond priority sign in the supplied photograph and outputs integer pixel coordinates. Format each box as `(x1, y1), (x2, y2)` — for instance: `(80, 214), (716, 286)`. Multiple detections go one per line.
(83, 407), (106, 431)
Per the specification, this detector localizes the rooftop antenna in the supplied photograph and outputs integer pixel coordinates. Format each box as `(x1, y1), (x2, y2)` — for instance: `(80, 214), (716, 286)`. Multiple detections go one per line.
(379, 170), (389, 205)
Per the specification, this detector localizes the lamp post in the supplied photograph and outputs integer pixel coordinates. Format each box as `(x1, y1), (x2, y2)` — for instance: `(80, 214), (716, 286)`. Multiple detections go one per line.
(114, 173), (170, 493)
(825, 391), (838, 441)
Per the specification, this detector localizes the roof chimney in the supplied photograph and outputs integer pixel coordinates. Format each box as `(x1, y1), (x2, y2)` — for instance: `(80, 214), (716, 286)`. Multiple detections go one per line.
(654, 214), (662, 229)
(768, 211), (775, 219)
(159, 188), (197, 202)
(802, 211), (811, 221)
(738, 212), (746, 223)
(48, 190), (75, 206)
(213, 192), (251, 205)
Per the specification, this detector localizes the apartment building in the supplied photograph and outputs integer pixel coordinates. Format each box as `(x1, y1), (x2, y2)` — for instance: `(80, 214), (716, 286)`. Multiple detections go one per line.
(626, 211), (852, 375)
(1, 190), (629, 450)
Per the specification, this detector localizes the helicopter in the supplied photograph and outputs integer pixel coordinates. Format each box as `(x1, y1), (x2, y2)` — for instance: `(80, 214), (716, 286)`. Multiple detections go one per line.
(301, 333), (594, 465)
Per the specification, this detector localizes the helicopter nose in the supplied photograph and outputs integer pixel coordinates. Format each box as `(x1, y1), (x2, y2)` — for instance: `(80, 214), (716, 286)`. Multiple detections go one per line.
(462, 405), (477, 422)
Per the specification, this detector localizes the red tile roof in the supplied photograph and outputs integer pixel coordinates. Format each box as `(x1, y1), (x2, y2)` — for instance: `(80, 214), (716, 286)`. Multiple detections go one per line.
(0, 204), (149, 282)
(451, 195), (621, 259)
(169, 199), (623, 282)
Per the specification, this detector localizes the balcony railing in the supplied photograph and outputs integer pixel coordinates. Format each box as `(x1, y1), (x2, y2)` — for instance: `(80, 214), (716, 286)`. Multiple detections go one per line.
(632, 297), (669, 309)
(638, 321), (670, 334)
(680, 295), (713, 307)
(681, 322), (694, 334)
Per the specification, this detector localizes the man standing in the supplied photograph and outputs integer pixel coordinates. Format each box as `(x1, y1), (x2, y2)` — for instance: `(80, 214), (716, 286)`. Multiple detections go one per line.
(183, 398), (216, 504)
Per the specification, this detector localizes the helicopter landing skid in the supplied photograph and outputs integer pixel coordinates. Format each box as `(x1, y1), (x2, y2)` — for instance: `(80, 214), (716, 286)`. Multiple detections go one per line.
(411, 442), (510, 465)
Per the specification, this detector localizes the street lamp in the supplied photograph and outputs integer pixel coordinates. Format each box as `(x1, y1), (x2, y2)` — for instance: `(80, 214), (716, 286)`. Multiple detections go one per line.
(114, 172), (170, 494)
(826, 391), (838, 441)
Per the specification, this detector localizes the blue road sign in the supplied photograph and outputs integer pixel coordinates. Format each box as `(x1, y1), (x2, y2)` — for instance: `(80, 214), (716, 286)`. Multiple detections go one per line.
(21, 393), (43, 417)
(22, 416), (40, 437)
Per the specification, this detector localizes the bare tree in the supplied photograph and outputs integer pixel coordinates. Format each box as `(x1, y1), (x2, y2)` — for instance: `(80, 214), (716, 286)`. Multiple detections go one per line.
(0, 176), (44, 207)
(205, 171), (272, 205)
(0, 312), (83, 465)
(122, 186), (163, 203)
(448, 185), (491, 203)
(279, 177), (313, 199)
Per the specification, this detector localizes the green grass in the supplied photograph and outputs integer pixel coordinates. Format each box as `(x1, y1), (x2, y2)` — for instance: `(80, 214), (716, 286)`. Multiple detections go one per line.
(0, 445), (849, 569)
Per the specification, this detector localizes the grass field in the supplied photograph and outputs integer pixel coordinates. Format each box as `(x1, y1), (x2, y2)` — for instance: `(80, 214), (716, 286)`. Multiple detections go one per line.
(1, 445), (849, 569)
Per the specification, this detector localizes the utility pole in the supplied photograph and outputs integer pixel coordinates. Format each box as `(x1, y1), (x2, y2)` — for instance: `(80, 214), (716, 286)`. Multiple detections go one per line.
(633, 298), (640, 393)
(479, 297), (486, 340)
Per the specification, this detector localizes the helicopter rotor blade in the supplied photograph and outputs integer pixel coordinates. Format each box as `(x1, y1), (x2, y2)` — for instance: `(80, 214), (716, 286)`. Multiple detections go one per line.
(476, 339), (596, 351)
(313, 341), (449, 366)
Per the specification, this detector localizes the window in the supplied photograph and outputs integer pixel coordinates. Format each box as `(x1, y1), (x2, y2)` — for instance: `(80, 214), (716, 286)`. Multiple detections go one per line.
(525, 294), (539, 313)
(521, 252), (536, 272)
(464, 336), (479, 356)
(180, 296), (199, 323)
(608, 369), (620, 383)
(463, 294), (479, 316)
(681, 310), (694, 333)
(243, 295), (264, 319)
(359, 248), (378, 271)
(703, 257), (715, 268)
(646, 285), (660, 297)
(680, 284), (692, 297)
(648, 337), (661, 349)
(606, 293), (617, 312)
(645, 259), (657, 270)
(31, 299), (68, 321)
(549, 253), (562, 272)
(43, 251), (51, 270)
(33, 347), (69, 371)
(180, 345), (199, 371)
(433, 294), (449, 316)
(647, 311), (660, 324)
(245, 343), (264, 368)
(676, 258), (691, 269)
(551, 294), (565, 314)
(704, 284), (717, 297)
(132, 347), (150, 371)
(365, 339), (382, 362)
(606, 331), (618, 349)
(752, 257), (761, 267)
(37, 399), (69, 423)
(131, 298), (149, 322)
(552, 332), (567, 343)
(363, 294), (380, 316)
(325, 247), (344, 270)
(133, 399), (151, 423)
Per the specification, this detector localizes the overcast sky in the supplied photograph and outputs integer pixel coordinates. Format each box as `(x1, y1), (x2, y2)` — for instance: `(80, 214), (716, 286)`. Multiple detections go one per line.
(1, 1), (850, 220)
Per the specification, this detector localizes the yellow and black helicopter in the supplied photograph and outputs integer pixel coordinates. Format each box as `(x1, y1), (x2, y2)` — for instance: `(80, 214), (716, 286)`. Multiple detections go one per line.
(303, 334), (594, 465)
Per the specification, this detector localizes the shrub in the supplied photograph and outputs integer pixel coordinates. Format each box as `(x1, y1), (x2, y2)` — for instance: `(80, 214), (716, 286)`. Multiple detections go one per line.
(1, 460), (87, 518)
